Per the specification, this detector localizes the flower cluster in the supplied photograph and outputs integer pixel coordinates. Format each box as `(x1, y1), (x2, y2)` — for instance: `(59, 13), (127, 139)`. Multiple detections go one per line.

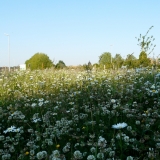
(3, 126), (20, 134)
(0, 68), (160, 159)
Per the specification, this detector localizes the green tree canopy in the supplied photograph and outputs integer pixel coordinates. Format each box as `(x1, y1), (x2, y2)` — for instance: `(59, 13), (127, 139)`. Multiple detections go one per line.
(113, 54), (124, 69)
(82, 61), (93, 71)
(139, 51), (151, 67)
(99, 52), (112, 69)
(124, 53), (138, 68)
(25, 53), (53, 70)
(55, 60), (66, 69)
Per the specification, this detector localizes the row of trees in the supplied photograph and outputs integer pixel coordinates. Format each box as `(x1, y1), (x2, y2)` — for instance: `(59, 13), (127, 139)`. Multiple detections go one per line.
(25, 53), (66, 70)
(98, 26), (156, 69)
(25, 26), (157, 70)
(98, 51), (152, 69)
(25, 50), (157, 71)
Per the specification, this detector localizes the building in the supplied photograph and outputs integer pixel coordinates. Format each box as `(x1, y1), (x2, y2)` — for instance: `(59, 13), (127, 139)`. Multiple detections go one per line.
(19, 64), (26, 70)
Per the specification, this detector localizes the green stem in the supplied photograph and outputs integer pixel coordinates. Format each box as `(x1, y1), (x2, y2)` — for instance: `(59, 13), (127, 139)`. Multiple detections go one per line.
(119, 130), (123, 159)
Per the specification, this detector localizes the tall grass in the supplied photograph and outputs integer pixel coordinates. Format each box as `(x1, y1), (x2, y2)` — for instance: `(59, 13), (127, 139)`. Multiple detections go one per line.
(0, 68), (160, 159)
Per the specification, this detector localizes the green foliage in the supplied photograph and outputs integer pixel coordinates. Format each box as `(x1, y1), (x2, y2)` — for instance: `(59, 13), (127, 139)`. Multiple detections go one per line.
(92, 63), (99, 70)
(124, 53), (139, 68)
(83, 61), (93, 71)
(87, 61), (92, 70)
(1, 69), (160, 159)
(0, 69), (160, 159)
(135, 26), (156, 55)
(55, 60), (66, 69)
(139, 51), (151, 67)
(99, 52), (112, 69)
(113, 54), (124, 69)
(25, 52), (53, 70)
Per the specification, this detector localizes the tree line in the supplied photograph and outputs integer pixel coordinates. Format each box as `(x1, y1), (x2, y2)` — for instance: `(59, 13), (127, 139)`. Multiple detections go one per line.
(25, 53), (66, 70)
(25, 26), (157, 70)
(97, 51), (154, 70)
(98, 26), (157, 69)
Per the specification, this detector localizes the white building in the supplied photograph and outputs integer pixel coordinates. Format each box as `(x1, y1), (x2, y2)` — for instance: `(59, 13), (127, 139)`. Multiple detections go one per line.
(19, 64), (26, 70)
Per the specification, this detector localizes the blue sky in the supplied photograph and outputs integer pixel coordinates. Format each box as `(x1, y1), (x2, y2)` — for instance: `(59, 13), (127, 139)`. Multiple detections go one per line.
(0, 0), (160, 67)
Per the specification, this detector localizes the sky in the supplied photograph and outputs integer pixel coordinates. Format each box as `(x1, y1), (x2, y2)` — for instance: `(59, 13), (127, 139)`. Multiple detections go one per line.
(0, 0), (160, 67)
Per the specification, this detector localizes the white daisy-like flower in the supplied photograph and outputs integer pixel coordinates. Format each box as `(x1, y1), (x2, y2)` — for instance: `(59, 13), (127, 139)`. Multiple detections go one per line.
(112, 122), (127, 129)
(111, 99), (116, 103)
(31, 103), (37, 108)
(87, 155), (96, 160)
(150, 84), (155, 89)
(3, 126), (21, 134)
(7, 126), (16, 131)
(126, 156), (134, 160)
(32, 118), (41, 123)
(38, 101), (43, 107)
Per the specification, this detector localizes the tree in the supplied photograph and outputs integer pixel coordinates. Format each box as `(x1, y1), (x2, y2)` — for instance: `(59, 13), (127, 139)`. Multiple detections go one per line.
(25, 53), (53, 70)
(93, 63), (99, 70)
(55, 60), (66, 69)
(83, 61), (93, 71)
(87, 61), (92, 70)
(113, 54), (124, 69)
(99, 52), (112, 69)
(124, 53), (138, 68)
(139, 51), (151, 67)
(135, 26), (156, 55)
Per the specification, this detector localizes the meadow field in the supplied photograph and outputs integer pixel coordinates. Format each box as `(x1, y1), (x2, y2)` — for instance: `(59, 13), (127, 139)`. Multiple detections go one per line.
(0, 68), (160, 160)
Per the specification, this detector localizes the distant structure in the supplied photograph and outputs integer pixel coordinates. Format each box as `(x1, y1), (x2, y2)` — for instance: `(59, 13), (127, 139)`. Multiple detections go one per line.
(0, 66), (20, 72)
(19, 64), (26, 70)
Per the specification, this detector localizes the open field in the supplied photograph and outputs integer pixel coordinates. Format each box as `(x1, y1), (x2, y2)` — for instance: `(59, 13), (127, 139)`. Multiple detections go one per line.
(0, 68), (160, 160)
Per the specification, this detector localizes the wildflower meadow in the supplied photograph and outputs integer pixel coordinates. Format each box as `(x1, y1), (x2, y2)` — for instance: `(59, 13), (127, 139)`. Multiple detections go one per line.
(0, 68), (160, 160)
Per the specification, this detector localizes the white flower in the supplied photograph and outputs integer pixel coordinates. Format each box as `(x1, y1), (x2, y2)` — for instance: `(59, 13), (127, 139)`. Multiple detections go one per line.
(126, 156), (134, 160)
(135, 120), (140, 125)
(36, 152), (43, 160)
(7, 126), (16, 131)
(2, 154), (11, 159)
(116, 133), (121, 139)
(109, 151), (115, 157)
(63, 145), (70, 153)
(150, 84), (155, 89)
(31, 103), (37, 107)
(0, 135), (5, 141)
(39, 98), (44, 102)
(127, 126), (132, 131)
(98, 136), (107, 148)
(156, 143), (160, 148)
(38, 101), (43, 107)
(3, 126), (20, 134)
(14, 128), (20, 132)
(52, 150), (60, 158)
(97, 152), (104, 159)
(87, 155), (96, 160)
(111, 99), (116, 103)
(32, 118), (41, 123)
(112, 122), (127, 129)
(36, 151), (47, 160)
(90, 147), (96, 153)
(73, 150), (83, 159)
(123, 136), (130, 142)
(156, 73), (160, 77)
